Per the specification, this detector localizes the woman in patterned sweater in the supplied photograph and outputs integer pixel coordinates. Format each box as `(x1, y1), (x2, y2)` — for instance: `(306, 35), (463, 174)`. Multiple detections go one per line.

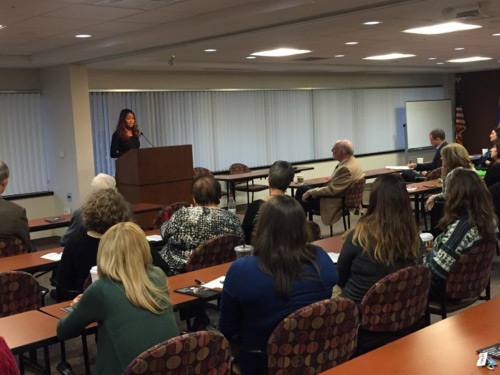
(160, 175), (244, 276)
(424, 169), (498, 299)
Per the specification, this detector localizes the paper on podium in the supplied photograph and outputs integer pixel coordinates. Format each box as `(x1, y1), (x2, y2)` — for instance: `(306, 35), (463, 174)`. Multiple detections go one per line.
(41, 252), (62, 261)
(202, 276), (225, 290)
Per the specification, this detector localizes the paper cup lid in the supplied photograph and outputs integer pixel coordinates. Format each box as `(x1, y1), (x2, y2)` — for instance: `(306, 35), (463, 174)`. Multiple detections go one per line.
(90, 265), (98, 273)
(420, 233), (434, 241)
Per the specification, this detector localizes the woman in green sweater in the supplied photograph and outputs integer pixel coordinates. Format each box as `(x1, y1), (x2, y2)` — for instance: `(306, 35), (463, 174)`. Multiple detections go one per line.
(57, 222), (179, 375)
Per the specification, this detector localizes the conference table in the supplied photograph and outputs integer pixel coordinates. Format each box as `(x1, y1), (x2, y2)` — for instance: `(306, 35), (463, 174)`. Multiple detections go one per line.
(320, 296), (500, 375)
(406, 179), (442, 226)
(28, 203), (164, 232)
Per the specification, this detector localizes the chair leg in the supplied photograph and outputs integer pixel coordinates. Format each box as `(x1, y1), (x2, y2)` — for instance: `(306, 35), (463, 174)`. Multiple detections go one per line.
(246, 182), (250, 205)
(342, 214), (347, 231)
(82, 334), (91, 375)
(347, 213), (351, 229)
(329, 225), (333, 237)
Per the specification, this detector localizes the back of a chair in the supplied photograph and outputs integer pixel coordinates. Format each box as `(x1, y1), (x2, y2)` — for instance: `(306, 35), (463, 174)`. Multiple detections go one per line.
(186, 234), (241, 272)
(425, 168), (442, 181)
(267, 297), (359, 374)
(123, 331), (231, 375)
(446, 241), (496, 300)
(360, 265), (430, 332)
(0, 271), (41, 317)
(343, 178), (366, 210)
(229, 163), (251, 175)
(307, 221), (321, 242)
(193, 167), (213, 177)
(0, 237), (28, 258)
(152, 202), (190, 229)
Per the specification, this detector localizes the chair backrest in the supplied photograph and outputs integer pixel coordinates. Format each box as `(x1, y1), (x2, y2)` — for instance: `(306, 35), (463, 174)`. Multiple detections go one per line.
(343, 178), (366, 209)
(186, 234), (241, 272)
(0, 237), (28, 258)
(152, 202), (190, 229)
(425, 167), (442, 181)
(360, 265), (430, 332)
(193, 167), (213, 177)
(267, 297), (359, 374)
(229, 163), (251, 175)
(307, 221), (321, 241)
(123, 331), (231, 375)
(446, 241), (497, 300)
(0, 271), (42, 318)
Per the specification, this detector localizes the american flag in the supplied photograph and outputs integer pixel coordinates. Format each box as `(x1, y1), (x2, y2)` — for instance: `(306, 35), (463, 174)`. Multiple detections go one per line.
(455, 105), (466, 145)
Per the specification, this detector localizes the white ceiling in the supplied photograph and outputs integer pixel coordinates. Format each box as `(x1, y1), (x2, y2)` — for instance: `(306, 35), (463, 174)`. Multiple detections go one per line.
(2, 0), (500, 73)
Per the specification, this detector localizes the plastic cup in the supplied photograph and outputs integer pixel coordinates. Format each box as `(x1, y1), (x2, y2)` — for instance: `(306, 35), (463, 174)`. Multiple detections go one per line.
(296, 174), (304, 184)
(420, 233), (434, 250)
(483, 148), (489, 156)
(90, 266), (99, 283)
(417, 157), (424, 164)
(234, 245), (253, 259)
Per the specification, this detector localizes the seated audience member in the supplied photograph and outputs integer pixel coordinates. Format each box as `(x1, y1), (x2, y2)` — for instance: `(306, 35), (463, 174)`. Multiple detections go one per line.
(160, 175), (244, 276)
(0, 161), (32, 251)
(484, 139), (500, 187)
(477, 127), (500, 169)
(57, 189), (168, 300)
(0, 336), (19, 375)
(60, 173), (117, 246)
(219, 195), (338, 375)
(57, 222), (178, 375)
(296, 139), (363, 226)
(242, 160), (294, 243)
(403, 128), (447, 182)
(424, 169), (498, 300)
(336, 174), (423, 304)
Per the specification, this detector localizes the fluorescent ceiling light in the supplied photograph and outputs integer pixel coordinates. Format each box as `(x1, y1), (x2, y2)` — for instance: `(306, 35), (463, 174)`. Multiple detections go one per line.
(403, 22), (481, 35)
(493, 33), (500, 36)
(251, 48), (311, 57)
(436, 62), (444, 65)
(454, 47), (465, 50)
(363, 21), (380, 25)
(345, 41), (358, 45)
(204, 49), (216, 52)
(75, 34), (92, 38)
(447, 56), (492, 63)
(428, 57), (437, 60)
(363, 53), (415, 60)
(334, 54), (345, 58)
(246, 56), (256, 59)
(0, 25), (5, 30)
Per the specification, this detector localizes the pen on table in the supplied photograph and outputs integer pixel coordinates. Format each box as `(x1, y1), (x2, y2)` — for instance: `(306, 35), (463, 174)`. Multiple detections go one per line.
(195, 279), (204, 285)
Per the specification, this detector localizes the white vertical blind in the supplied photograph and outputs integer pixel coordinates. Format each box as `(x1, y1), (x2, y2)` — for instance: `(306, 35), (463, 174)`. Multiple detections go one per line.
(90, 86), (445, 175)
(0, 93), (48, 195)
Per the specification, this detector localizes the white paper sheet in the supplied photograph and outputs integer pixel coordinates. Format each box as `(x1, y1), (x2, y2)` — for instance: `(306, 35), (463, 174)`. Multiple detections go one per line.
(386, 166), (411, 170)
(202, 276), (226, 290)
(328, 252), (339, 263)
(146, 235), (163, 242)
(41, 252), (62, 261)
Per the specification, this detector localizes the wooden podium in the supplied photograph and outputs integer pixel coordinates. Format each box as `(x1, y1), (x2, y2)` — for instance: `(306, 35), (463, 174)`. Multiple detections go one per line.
(115, 145), (193, 207)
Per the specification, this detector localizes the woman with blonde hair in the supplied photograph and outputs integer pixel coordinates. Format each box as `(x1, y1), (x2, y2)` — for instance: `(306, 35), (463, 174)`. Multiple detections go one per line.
(336, 173), (423, 304)
(57, 222), (178, 375)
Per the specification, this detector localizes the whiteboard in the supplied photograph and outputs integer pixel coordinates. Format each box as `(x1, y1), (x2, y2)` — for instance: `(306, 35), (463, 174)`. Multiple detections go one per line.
(406, 100), (453, 150)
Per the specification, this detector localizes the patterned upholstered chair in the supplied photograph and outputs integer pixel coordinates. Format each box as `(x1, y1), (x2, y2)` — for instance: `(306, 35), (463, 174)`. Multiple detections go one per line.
(309, 177), (366, 236)
(193, 167), (227, 197)
(357, 265), (431, 354)
(185, 234), (241, 272)
(0, 237), (28, 258)
(307, 221), (322, 242)
(429, 241), (497, 319)
(0, 271), (42, 318)
(229, 163), (268, 205)
(152, 202), (190, 230)
(123, 331), (231, 375)
(267, 297), (359, 374)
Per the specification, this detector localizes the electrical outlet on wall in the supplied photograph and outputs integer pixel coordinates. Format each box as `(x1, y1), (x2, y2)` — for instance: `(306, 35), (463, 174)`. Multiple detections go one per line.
(67, 193), (72, 202)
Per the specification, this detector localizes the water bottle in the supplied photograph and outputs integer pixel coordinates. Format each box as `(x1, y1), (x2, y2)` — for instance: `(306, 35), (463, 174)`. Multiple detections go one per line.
(228, 194), (236, 213)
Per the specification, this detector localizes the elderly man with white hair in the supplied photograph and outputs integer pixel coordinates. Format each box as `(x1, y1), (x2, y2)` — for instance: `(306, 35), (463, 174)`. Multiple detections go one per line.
(60, 173), (116, 246)
(295, 140), (364, 226)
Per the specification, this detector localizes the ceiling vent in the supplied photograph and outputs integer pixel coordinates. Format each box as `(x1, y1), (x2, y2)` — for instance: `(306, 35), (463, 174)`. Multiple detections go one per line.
(442, 1), (495, 20)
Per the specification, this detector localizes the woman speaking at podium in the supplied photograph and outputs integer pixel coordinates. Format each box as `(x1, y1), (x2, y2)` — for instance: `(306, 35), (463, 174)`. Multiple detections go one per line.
(110, 109), (140, 158)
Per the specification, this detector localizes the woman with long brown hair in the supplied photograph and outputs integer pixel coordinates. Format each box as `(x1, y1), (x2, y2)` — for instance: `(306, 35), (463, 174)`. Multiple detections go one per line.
(219, 195), (337, 375)
(110, 109), (140, 158)
(425, 169), (498, 299)
(336, 173), (423, 304)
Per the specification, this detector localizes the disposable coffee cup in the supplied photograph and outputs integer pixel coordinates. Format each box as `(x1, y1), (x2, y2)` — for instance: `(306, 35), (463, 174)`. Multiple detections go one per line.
(420, 233), (434, 250)
(90, 266), (99, 283)
(417, 157), (424, 164)
(483, 148), (489, 156)
(296, 174), (304, 184)
(234, 245), (253, 259)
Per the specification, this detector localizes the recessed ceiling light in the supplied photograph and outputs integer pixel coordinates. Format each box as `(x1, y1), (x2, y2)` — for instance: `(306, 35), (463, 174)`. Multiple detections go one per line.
(251, 48), (311, 57)
(436, 62), (444, 65)
(403, 22), (481, 35)
(363, 53), (415, 60)
(345, 42), (358, 45)
(447, 56), (492, 63)
(334, 54), (345, 58)
(204, 49), (217, 52)
(246, 56), (256, 59)
(75, 34), (92, 38)
(454, 47), (465, 50)
(428, 57), (437, 60)
(492, 33), (500, 37)
(363, 21), (380, 25)
(0, 25), (5, 30)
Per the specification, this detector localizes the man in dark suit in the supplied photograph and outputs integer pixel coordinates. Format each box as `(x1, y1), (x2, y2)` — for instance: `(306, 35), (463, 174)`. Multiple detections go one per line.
(0, 161), (31, 250)
(403, 128), (447, 182)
